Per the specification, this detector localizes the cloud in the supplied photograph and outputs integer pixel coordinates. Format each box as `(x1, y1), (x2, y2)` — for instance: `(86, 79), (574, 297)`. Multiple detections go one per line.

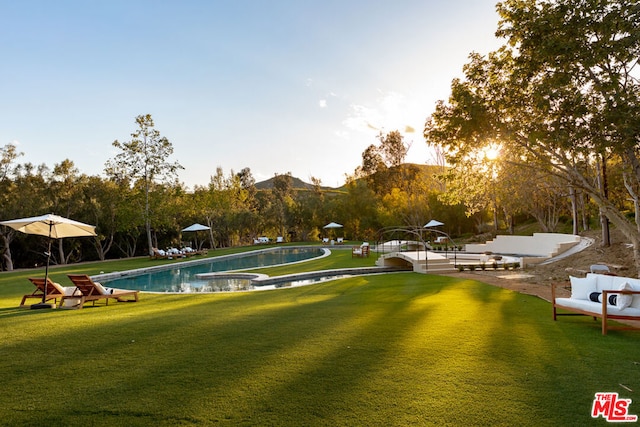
(342, 90), (424, 138)
(335, 130), (350, 140)
(342, 104), (382, 133)
(319, 99), (327, 108)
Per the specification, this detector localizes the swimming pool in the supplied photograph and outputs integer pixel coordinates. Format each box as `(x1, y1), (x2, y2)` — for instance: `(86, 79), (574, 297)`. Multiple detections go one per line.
(99, 247), (328, 293)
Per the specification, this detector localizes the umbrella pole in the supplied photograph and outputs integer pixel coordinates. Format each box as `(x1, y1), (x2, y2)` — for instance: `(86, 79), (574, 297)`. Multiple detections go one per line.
(42, 238), (51, 304)
(32, 228), (54, 309)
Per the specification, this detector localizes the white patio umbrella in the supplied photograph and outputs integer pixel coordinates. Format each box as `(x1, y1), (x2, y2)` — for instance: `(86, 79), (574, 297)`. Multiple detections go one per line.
(323, 222), (343, 229)
(323, 222), (343, 239)
(0, 214), (96, 309)
(424, 220), (444, 228)
(181, 223), (211, 249)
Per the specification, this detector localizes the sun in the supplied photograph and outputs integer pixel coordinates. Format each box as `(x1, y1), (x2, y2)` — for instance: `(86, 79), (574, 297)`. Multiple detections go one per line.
(483, 144), (501, 160)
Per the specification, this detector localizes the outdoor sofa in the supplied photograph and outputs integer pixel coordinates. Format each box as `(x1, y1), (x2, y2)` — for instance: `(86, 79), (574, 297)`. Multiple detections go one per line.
(552, 273), (640, 335)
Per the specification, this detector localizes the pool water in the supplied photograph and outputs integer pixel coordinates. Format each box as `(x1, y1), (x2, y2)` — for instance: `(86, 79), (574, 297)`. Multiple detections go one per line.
(101, 247), (327, 293)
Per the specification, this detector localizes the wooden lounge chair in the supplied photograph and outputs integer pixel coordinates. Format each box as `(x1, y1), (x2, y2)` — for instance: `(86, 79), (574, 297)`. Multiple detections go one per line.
(150, 247), (169, 260)
(63, 274), (139, 309)
(21, 277), (75, 307)
(352, 243), (370, 258)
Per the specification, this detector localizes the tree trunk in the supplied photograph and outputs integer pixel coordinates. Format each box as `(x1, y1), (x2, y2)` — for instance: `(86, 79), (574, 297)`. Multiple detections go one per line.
(1, 232), (13, 271)
(569, 186), (579, 235)
(580, 192), (589, 231)
(595, 200), (640, 277)
(597, 154), (610, 247)
(622, 170), (640, 234)
(57, 239), (66, 265)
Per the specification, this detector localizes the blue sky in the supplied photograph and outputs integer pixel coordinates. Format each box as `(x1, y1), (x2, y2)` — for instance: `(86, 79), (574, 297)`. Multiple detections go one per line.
(0, 0), (503, 189)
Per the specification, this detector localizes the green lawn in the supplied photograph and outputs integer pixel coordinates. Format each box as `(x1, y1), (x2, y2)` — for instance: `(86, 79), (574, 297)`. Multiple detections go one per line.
(0, 247), (637, 426)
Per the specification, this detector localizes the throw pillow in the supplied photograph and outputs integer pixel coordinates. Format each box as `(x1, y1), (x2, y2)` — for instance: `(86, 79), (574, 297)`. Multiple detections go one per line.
(570, 276), (596, 300)
(617, 282), (633, 310)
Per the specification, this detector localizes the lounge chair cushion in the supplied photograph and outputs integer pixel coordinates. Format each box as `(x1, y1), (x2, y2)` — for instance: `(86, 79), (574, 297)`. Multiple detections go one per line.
(49, 281), (80, 296)
(569, 275), (596, 300)
(94, 282), (114, 295)
(63, 286), (80, 296)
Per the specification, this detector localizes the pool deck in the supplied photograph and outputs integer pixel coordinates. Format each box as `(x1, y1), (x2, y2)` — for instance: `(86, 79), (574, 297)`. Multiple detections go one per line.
(196, 266), (410, 287)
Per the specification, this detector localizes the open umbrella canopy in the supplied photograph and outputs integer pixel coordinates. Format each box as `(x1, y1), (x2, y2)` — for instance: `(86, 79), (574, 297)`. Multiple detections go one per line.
(323, 222), (343, 229)
(424, 220), (444, 228)
(0, 213), (96, 308)
(182, 223), (211, 232)
(0, 214), (96, 238)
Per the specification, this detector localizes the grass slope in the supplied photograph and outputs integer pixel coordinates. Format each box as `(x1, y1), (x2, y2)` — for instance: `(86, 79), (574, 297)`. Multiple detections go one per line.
(0, 248), (638, 426)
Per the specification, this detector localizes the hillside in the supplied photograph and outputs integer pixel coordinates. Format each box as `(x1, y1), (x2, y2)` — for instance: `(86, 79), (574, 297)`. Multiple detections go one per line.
(254, 163), (445, 191)
(255, 175), (324, 190)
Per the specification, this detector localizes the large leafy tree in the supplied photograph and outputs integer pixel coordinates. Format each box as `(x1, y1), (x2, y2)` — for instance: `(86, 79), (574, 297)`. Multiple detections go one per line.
(0, 143), (23, 270)
(355, 130), (410, 194)
(425, 0), (640, 274)
(105, 114), (183, 256)
(50, 159), (84, 264)
(270, 172), (296, 239)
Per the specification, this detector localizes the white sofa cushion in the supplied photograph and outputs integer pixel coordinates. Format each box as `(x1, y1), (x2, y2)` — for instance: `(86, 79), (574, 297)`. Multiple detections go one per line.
(570, 275), (596, 300)
(617, 282), (634, 310)
(555, 297), (640, 317)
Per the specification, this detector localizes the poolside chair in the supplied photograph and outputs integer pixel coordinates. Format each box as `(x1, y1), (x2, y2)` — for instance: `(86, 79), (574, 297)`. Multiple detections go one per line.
(63, 274), (139, 309)
(590, 264), (611, 274)
(150, 247), (169, 260)
(352, 242), (370, 258)
(21, 277), (79, 307)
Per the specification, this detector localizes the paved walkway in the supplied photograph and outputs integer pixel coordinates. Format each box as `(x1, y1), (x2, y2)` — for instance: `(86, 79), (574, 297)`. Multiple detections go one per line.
(538, 236), (595, 265)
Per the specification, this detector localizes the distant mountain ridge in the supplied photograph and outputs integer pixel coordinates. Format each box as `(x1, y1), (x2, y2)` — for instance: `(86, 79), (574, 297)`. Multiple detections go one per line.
(254, 164), (443, 191)
(254, 176), (321, 190)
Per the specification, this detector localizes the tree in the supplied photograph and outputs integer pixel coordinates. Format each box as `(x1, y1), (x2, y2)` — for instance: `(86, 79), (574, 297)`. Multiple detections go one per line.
(6, 163), (52, 268)
(270, 172), (296, 239)
(354, 130), (411, 195)
(105, 114), (183, 256)
(82, 176), (119, 260)
(0, 143), (23, 270)
(50, 159), (83, 264)
(379, 130), (408, 168)
(425, 0), (640, 274)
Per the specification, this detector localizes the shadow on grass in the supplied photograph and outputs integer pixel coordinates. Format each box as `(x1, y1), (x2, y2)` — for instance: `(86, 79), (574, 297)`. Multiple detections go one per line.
(0, 273), (638, 426)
